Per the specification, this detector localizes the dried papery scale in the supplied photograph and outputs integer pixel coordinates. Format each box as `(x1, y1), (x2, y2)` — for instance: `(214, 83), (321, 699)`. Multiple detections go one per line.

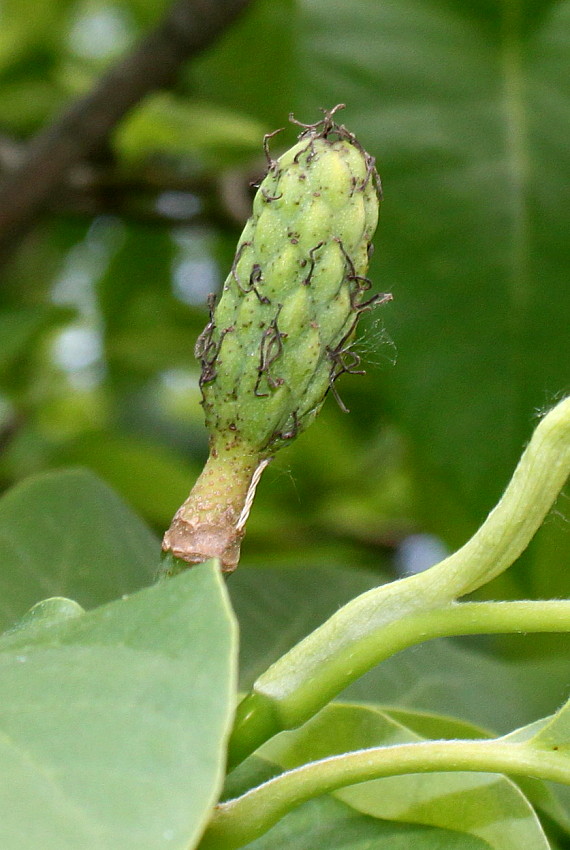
(161, 106), (392, 575)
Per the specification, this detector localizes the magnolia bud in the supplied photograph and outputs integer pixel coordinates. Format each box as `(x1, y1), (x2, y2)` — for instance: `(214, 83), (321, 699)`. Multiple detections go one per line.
(162, 106), (391, 573)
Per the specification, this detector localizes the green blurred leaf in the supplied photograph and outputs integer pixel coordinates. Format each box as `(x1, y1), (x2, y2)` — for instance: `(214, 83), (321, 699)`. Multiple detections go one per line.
(115, 95), (265, 166)
(525, 515), (570, 619)
(50, 430), (199, 528)
(0, 468), (158, 632)
(0, 306), (72, 385)
(96, 224), (206, 382)
(0, 562), (237, 850)
(297, 0), (570, 564)
(252, 412), (417, 549)
(0, 78), (63, 132)
(97, 224), (175, 334)
(107, 323), (201, 373)
(260, 703), (550, 850)
(189, 0), (299, 130)
(0, 0), (74, 73)
(383, 706), (492, 739)
(241, 794), (488, 850)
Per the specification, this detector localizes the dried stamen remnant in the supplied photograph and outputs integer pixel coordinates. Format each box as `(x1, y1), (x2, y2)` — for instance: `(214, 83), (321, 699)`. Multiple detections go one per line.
(161, 106), (391, 574)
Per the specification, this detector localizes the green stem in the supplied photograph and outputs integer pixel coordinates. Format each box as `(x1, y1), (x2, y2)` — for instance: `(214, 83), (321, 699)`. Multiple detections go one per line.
(229, 397), (570, 763)
(377, 599), (570, 647)
(161, 444), (266, 574)
(228, 599), (570, 767)
(201, 738), (570, 849)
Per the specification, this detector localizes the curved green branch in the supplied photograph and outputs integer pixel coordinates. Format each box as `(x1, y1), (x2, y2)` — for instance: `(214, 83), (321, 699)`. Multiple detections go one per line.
(372, 599), (570, 648)
(229, 396), (570, 765)
(202, 738), (570, 849)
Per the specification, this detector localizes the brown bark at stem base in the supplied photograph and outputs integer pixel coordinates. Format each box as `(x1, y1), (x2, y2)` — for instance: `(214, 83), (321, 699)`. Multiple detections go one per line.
(161, 447), (264, 572)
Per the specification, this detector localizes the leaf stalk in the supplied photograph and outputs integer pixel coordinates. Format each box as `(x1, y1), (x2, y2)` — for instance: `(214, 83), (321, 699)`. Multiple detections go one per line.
(228, 397), (570, 763)
(202, 738), (570, 849)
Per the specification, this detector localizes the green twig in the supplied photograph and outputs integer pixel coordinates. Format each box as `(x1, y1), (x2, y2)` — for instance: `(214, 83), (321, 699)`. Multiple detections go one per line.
(201, 738), (570, 849)
(372, 599), (570, 647)
(228, 396), (570, 765)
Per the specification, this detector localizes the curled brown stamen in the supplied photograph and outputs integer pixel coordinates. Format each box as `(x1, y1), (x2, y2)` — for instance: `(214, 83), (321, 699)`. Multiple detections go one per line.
(254, 307), (286, 397)
(231, 242), (270, 304)
(302, 241), (325, 285)
(262, 128), (284, 173)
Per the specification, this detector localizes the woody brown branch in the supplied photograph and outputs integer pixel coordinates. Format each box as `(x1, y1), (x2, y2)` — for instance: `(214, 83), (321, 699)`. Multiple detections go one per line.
(0, 0), (252, 267)
(0, 136), (261, 229)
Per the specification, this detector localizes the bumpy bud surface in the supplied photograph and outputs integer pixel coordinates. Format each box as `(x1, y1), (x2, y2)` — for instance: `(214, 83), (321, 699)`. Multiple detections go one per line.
(197, 108), (387, 457)
(162, 106), (391, 573)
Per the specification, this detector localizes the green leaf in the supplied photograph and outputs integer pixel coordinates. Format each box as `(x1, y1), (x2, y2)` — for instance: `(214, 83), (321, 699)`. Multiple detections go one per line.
(0, 468), (158, 632)
(241, 794), (488, 850)
(384, 707), (570, 837)
(344, 636), (570, 735)
(346, 637), (568, 732)
(527, 697), (570, 753)
(0, 562), (237, 850)
(0, 78), (64, 133)
(296, 0), (570, 562)
(0, 306), (72, 384)
(6, 596), (85, 636)
(381, 707), (492, 740)
(260, 703), (550, 850)
(0, 0), (74, 71)
(189, 0), (299, 129)
(115, 95), (265, 166)
(51, 431), (200, 528)
(96, 224), (204, 381)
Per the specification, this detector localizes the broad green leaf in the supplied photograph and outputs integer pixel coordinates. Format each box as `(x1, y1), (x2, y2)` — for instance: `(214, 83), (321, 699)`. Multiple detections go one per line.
(528, 697), (570, 753)
(382, 707), (492, 740)
(344, 635), (570, 734)
(338, 770), (549, 850)
(296, 0), (570, 571)
(384, 708), (570, 837)
(241, 794), (488, 850)
(115, 95), (265, 166)
(0, 468), (158, 632)
(260, 703), (550, 850)
(6, 596), (85, 635)
(225, 709), (568, 845)
(0, 562), (237, 850)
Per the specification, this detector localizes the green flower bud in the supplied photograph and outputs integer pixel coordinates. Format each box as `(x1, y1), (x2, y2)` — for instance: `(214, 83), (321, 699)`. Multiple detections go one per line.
(162, 106), (391, 574)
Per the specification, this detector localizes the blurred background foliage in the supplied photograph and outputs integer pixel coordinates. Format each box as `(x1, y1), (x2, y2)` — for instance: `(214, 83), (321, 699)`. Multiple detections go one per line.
(0, 0), (568, 622)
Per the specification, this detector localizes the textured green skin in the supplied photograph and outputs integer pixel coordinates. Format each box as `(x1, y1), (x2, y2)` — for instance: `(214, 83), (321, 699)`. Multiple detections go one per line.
(198, 135), (380, 457)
